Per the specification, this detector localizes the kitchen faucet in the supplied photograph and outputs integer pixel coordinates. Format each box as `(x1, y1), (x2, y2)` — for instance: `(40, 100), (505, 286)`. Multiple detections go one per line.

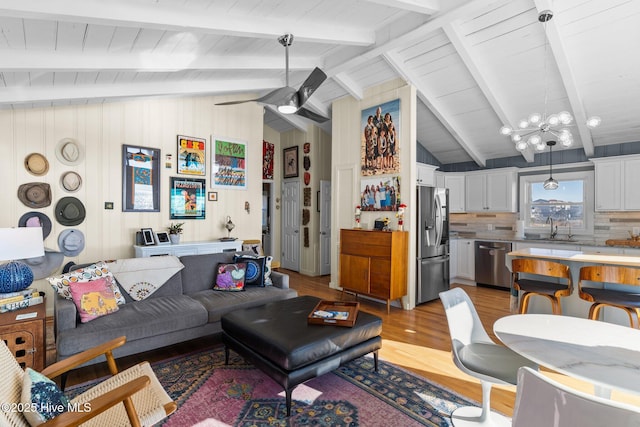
(546, 216), (558, 239)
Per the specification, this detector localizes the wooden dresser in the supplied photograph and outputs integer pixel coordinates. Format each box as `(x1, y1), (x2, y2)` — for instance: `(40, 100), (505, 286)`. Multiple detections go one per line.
(339, 229), (408, 313)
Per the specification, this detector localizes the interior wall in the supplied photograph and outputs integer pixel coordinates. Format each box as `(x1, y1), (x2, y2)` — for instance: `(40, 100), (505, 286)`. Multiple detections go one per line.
(1, 96), (265, 315)
(263, 124), (282, 262)
(330, 79), (417, 309)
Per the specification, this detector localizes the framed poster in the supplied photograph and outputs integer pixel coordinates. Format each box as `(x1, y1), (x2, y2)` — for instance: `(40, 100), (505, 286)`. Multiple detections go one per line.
(283, 146), (299, 178)
(211, 136), (247, 189)
(122, 145), (161, 212)
(177, 135), (206, 175)
(208, 191), (218, 201)
(360, 175), (401, 212)
(170, 177), (206, 219)
(361, 98), (401, 176)
(263, 140), (274, 180)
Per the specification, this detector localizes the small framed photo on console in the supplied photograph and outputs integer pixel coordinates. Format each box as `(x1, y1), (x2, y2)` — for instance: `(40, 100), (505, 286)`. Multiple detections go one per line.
(155, 231), (171, 245)
(141, 228), (156, 246)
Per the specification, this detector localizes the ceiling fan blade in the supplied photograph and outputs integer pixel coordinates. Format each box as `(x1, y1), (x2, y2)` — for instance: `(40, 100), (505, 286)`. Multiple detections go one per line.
(296, 106), (329, 123)
(297, 67), (327, 107)
(256, 86), (297, 106)
(214, 98), (258, 106)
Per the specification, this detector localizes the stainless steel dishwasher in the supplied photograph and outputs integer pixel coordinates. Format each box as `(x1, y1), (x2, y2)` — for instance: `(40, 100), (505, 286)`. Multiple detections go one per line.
(475, 241), (512, 289)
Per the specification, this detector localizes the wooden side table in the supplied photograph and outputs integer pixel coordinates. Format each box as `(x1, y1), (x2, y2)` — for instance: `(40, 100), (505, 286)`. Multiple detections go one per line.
(0, 297), (46, 371)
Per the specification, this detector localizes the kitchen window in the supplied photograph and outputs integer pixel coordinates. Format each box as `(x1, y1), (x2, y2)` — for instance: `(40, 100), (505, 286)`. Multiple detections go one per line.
(520, 170), (594, 237)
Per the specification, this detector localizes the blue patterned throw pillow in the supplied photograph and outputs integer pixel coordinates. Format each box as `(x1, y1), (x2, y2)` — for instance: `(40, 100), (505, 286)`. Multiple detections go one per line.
(233, 255), (267, 287)
(21, 368), (69, 426)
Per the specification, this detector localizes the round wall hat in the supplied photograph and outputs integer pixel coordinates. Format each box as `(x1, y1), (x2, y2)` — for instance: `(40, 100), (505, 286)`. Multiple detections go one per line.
(55, 138), (83, 165)
(58, 229), (85, 257)
(18, 211), (53, 239)
(55, 197), (86, 226)
(17, 183), (52, 208)
(20, 249), (64, 280)
(60, 171), (82, 193)
(24, 153), (49, 176)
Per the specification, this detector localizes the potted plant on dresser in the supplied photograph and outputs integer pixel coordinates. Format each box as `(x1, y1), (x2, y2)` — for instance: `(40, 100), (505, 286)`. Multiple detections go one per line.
(168, 222), (184, 244)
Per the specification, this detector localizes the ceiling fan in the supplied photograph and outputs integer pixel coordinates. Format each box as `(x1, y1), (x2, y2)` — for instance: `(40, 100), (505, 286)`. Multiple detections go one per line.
(215, 34), (329, 123)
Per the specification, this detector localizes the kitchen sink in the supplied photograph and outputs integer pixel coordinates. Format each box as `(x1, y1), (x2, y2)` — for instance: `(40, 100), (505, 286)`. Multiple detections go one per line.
(523, 236), (579, 243)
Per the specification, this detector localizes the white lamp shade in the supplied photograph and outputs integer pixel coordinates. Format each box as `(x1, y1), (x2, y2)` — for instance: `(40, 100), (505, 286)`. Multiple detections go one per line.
(0, 228), (45, 261)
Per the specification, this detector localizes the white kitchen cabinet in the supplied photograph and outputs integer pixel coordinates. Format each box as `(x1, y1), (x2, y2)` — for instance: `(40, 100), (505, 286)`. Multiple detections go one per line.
(435, 171), (445, 189)
(465, 168), (518, 212)
(456, 238), (475, 280)
(416, 163), (438, 186)
(593, 155), (640, 211)
(449, 239), (458, 282)
(444, 174), (465, 213)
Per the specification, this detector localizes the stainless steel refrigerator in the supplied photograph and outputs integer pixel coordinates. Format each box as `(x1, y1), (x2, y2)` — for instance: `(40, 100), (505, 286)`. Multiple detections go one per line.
(416, 186), (450, 304)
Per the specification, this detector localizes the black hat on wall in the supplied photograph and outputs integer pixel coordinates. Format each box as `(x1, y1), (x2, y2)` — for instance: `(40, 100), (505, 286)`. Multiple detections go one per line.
(55, 197), (86, 226)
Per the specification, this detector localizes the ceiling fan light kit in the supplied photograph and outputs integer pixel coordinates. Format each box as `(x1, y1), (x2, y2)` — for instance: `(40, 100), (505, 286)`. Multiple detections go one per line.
(499, 10), (601, 153)
(215, 34), (329, 123)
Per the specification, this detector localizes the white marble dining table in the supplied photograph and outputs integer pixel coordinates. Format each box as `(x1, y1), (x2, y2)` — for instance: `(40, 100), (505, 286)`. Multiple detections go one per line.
(494, 313), (640, 397)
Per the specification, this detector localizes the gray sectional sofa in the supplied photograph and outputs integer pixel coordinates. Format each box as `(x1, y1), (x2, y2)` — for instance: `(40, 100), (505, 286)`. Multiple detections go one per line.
(54, 251), (297, 364)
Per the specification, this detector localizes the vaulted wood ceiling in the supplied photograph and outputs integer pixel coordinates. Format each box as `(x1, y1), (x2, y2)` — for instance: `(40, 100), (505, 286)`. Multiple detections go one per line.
(1, 0), (638, 166)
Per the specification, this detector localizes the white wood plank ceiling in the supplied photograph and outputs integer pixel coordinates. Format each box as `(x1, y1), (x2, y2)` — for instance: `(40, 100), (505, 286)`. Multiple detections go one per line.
(0, 0), (638, 166)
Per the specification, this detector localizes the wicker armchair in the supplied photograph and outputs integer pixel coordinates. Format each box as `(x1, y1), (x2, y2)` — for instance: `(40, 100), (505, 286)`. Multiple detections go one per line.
(0, 336), (176, 427)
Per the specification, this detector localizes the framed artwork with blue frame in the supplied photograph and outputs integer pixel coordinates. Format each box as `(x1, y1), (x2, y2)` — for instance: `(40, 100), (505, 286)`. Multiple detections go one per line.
(170, 177), (206, 220)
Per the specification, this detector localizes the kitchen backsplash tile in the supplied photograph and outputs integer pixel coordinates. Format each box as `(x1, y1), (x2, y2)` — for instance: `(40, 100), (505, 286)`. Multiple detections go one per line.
(450, 211), (640, 244)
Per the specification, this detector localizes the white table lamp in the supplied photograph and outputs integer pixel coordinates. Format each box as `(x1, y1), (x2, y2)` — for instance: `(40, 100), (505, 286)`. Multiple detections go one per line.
(0, 227), (45, 293)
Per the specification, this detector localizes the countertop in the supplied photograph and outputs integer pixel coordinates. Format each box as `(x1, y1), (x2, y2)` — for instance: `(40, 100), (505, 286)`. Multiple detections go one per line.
(507, 247), (640, 266)
(450, 233), (640, 250)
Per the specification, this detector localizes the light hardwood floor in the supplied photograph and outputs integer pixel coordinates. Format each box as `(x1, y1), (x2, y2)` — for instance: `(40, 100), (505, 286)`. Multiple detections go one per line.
(47, 270), (640, 417)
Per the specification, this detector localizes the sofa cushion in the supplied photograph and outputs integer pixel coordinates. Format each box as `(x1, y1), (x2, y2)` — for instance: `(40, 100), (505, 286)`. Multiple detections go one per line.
(56, 295), (207, 357)
(47, 261), (126, 305)
(69, 277), (119, 323)
(264, 256), (274, 286)
(214, 263), (246, 291)
(190, 286), (298, 323)
(233, 255), (266, 286)
(179, 252), (237, 294)
(22, 368), (69, 425)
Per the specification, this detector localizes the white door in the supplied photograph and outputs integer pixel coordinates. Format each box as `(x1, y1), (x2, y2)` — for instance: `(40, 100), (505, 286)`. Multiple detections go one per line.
(281, 180), (300, 271)
(319, 180), (331, 275)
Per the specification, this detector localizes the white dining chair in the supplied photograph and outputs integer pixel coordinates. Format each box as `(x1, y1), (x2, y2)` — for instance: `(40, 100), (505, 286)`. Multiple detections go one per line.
(439, 288), (537, 427)
(513, 367), (640, 426)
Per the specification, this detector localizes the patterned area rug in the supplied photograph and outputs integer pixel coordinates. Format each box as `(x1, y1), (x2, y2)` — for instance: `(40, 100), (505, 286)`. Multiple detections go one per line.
(67, 345), (475, 426)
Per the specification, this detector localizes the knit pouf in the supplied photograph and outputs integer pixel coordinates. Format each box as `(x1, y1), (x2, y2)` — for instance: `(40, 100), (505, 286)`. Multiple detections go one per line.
(0, 261), (34, 293)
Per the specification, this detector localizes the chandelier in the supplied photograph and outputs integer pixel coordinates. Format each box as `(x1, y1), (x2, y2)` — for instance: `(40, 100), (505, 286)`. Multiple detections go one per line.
(499, 10), (601, 152)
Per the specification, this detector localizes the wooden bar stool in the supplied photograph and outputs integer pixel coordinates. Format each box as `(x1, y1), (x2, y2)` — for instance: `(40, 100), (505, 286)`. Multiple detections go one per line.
(512, 259), (572, 314)
(579, 265), (640, 328)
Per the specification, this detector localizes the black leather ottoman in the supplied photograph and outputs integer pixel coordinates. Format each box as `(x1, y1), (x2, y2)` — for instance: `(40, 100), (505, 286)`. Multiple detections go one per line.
(221, 295), (382, 416)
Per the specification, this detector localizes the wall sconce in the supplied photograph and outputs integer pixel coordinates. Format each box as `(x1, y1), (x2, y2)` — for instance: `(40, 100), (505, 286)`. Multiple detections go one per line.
(245, 201), (250, 214)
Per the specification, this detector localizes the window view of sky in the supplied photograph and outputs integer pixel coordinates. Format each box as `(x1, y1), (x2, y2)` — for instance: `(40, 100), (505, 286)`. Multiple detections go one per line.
(529, 180), (585, 229)
(531, 180), (583, 202)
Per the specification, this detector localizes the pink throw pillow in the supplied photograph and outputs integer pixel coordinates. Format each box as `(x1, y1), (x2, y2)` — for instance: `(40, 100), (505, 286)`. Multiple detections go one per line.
(69, 277), (119, 323)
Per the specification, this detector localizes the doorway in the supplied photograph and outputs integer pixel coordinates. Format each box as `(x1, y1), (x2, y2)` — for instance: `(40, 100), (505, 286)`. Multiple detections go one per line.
(262, 183), (273, 256)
